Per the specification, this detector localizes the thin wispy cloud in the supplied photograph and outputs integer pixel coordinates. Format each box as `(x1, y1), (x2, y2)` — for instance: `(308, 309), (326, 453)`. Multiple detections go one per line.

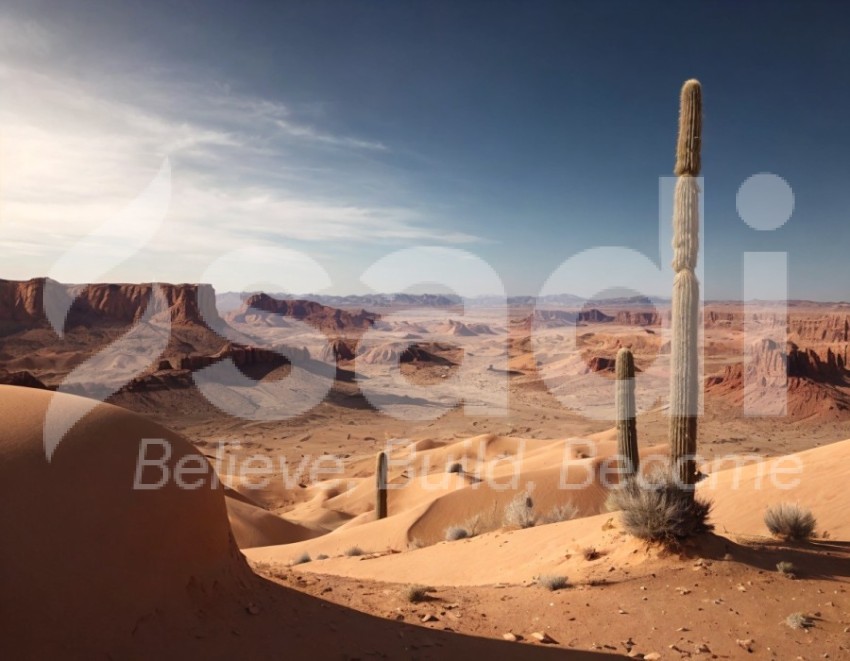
(0, 13), (478, 289)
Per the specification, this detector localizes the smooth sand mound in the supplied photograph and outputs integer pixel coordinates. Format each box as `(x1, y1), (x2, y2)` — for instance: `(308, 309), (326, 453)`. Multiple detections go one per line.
(699, 438), (850, 538)
(0, 385), (241, 656)
(253, 438), (850, 590)
(227, 495), (323, 548)
(1, 386), (582, 660)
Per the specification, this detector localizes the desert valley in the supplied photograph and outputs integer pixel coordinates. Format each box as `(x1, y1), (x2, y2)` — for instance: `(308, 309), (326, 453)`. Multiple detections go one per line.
(2, 275), (848, 659)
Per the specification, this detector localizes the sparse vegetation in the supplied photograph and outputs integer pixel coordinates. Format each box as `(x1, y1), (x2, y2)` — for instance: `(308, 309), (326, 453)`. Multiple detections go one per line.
(404, 584), (432, 603)
(776, 561), (796, 577)
(582, 546), (601, 561)
(786, 612), (813, 630)
(344, 546), (365, 557)
(447, 462), (464, 474)
(503, 490), (536, 529)
(445, 526), (470, 541)
(765, 503), (817, 541)
(292, 552), (311, 565)
(540, 502), (578, 525)
(607, 470), (713, 544)
(538, 574), (569, 591)
(408, 538), (425, 550)
(316, 554), (329, 560)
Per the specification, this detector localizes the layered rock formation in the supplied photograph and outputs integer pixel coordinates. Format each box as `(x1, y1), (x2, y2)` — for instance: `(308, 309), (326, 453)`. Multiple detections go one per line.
(706, 338), (850, 418)
(0, 278), (220, 329)
(234, 294), (378, 333)
(0, 370), (48, 389)
(356, 342), (454, 366)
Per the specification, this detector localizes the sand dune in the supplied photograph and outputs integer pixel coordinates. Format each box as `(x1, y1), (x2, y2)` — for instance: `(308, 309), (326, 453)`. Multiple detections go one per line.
(245, 435), (850, 592)
(2, 385), (598, 659)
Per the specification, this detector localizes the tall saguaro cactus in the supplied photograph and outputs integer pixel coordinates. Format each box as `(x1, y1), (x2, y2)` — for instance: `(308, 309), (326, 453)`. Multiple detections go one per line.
(375, 451), (388, 519)
(615, 347), (639, 480)
(669, 79), (702, 492)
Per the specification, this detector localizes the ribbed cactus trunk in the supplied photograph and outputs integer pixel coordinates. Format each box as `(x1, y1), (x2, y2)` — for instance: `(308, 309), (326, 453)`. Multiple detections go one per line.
(615, 347), (639, 480)
(669, 79), (702, 493)
(375, 451), (388, 519)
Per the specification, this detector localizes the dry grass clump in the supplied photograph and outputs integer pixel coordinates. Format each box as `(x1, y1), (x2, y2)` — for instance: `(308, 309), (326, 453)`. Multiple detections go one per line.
(404, 584), (432, 603)
(445, 526), (470, 541)
(316, 554), (329, 560)
(765, 503), (816, 541)
(540, 502), (579, 525)
(538, 574), (569, 591)
(446, 462), (464, 474)
(292, 552), (312, 565)
(776, 561), (796, 577)
(582, 547), (601, 561)
(785, 612), (812, 630)
(607, 469), (713, 544)
(503, 491), (536, 529)
(344, 546), (365, 557)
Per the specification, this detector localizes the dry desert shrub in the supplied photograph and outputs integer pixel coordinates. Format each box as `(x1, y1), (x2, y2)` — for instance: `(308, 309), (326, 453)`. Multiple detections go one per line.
(445, 526), (470, 541)
(765, 503), (816, 541)
(582, 547), (601, 561)
(344, 546), (365, 557)
(776, 561), (796, 577)
(292, 552), (311, 565)
(503, 490), (536, 529)
(785, 612), (812, 629)
(540, 502), (579, 525)
(607, 469), (713, 544)
(404, 584), (432, 603)
(538, 574), (569, 591)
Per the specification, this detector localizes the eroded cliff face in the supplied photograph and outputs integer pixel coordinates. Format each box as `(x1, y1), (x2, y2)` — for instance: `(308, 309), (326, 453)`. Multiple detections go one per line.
(706, 338), (850, 418)
(0, 280), (388, 391)
(0, 278), (222, 328)
(235, 293), (378, 332)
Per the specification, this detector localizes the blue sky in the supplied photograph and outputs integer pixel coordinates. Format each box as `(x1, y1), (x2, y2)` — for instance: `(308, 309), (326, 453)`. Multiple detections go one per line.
(1, 1), (849, 299)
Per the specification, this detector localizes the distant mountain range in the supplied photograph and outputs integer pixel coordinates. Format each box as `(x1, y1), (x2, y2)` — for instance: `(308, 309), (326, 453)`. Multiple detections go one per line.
(215, 291), (668, 311)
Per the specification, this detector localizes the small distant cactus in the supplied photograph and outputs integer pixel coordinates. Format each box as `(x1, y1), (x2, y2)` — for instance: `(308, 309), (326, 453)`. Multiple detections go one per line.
(615, 347), (639, 479)
(375, 450), (388, 519)
(669, 79), (703, 492)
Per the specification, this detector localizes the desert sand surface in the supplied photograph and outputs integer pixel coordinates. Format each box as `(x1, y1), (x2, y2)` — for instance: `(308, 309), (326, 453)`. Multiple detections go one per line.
(2, 280), (849, 658)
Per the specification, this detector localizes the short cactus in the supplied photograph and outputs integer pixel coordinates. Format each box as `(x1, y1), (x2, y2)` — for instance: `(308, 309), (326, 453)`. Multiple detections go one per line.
(669, 79), (702, 492)
(615, 347), (639, 479)
(375, 450), (388, 519)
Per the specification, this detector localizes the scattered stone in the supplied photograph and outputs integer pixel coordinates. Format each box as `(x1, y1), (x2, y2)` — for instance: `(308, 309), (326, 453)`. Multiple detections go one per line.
(502, 633), (518, 642)
(421, 614), (438, 623)
(643, 654), (662, 660)
(246, 603), (261, 615)
(695, 643), (711, 653)
(736, 639), (754, 652)
(530, 631), (557, 644)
